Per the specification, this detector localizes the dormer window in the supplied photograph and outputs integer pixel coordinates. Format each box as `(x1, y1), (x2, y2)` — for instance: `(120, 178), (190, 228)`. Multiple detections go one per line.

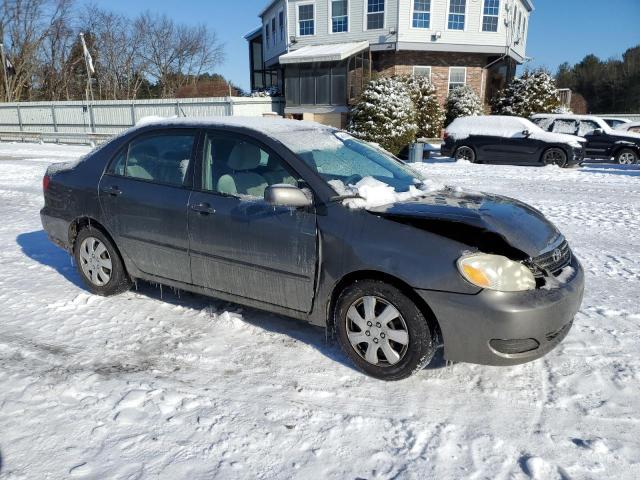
(298, 4), (315, 36)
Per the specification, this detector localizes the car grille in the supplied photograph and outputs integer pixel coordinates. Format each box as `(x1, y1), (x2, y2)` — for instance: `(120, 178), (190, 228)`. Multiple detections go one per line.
(529, 239), (572, 278)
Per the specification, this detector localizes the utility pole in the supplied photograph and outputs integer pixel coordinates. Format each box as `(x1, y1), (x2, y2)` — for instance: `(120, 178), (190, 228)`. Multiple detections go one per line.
(0, 43), (12, 102)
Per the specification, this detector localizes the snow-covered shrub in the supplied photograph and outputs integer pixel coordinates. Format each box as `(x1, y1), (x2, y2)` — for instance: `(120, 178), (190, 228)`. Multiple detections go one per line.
(250, 86), (281, 97)
(553, 104), (573, 114)
(348, 76), (418, 155)
(402, 75), (444, 139)
(491, 70), (561, 117)
(444, 85), (483, 127)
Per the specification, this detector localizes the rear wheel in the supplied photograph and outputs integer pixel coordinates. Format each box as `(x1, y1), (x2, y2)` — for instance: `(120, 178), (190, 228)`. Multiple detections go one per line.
(542, 148), (568, 168)
(335, 280), (437, 381)
(615, 148), (638, 165)
(454, 145), (476, 163)
(74, 226), (132, 296)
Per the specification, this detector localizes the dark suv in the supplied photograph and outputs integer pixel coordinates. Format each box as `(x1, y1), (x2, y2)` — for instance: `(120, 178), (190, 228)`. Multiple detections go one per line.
(531, 114), (640, 164)
(41, 117), (584, 380)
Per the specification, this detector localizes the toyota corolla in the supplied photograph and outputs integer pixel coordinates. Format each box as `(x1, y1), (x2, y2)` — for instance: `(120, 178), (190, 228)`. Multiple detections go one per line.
(41, 117), (584, 380)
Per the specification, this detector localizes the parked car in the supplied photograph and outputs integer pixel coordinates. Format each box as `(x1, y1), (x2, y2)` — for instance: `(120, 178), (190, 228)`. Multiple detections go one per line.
(41, 117), (584, 380)
(615, 121), (640, 134)
(531, 114), (640, 165)
(600, 117), (631, 129)
(441, 116), (586, 167)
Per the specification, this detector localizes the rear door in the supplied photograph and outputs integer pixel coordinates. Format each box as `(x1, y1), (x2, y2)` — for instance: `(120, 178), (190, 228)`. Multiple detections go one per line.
(99, 129), (198, 283)
(187, 130), (318, 312)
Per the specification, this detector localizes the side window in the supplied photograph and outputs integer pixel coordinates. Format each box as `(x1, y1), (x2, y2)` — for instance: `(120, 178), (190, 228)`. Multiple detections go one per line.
(577, 121), (599, 136)
(112, 133), (195, 186)
(202, 133), (300, 199)
(551, 119), (577, 135)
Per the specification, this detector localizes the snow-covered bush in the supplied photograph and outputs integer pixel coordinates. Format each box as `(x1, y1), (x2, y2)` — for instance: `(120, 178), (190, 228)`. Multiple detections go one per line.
(348, 76), (418, 155)
(402, 75), (444, 139)
(444, 85), (483, 127)
(491, 70), (561, 117)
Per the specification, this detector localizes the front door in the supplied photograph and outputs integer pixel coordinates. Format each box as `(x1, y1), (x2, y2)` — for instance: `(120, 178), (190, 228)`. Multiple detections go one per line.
(99, 129), (198, 283)
(577, 120), (612, 159)
(188, 131), (317, 312)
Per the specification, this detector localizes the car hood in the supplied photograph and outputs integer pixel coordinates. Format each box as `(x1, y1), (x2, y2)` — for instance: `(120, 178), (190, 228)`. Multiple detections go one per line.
(608, 130), (640, 142)
(369, 188), (561, 258)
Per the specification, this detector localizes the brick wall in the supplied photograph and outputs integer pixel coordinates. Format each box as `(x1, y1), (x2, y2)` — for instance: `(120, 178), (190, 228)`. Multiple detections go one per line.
(372, 51), (490, 108)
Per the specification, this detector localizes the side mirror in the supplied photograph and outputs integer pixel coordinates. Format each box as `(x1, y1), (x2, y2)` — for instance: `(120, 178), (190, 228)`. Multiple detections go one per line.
(264, 184), (312, 208)
(522, 129), (531, 137)
(593, 128), (604, 135)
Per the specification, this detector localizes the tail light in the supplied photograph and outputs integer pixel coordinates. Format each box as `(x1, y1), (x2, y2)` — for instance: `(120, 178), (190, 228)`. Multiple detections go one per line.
(443, 131), (449, 140)
(43, 174), (50, 192)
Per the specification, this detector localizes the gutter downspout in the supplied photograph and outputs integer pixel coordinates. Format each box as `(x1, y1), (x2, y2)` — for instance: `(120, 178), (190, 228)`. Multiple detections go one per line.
(395, 0), (401, 52)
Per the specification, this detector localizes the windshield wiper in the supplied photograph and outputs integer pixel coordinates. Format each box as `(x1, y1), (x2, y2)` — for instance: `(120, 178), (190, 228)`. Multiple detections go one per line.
(328, 194), (364, 202)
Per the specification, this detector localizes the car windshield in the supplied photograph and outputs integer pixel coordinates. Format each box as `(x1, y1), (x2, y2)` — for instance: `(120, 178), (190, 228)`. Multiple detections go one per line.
(279, 130), (424, 193)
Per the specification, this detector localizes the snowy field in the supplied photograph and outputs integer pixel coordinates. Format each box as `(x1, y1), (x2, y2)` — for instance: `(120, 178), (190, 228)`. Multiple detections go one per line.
(1, 142), (639, 479)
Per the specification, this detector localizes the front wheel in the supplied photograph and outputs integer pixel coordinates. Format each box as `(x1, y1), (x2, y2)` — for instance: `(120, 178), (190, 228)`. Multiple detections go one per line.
(615, 148), (638, 165)
(542, 147), (568, 168)
(335, 280), (437, 381)
(454, 145), (477, 163)
(74, 226), (132, 296)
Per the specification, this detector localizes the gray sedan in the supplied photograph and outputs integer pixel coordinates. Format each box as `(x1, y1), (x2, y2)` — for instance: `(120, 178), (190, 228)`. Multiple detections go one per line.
(41, 117), (584, 380)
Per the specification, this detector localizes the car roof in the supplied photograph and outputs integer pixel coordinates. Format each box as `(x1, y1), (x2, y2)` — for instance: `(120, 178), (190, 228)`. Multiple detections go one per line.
(131, 116), (337, 139)
(530, 113), (604, 121)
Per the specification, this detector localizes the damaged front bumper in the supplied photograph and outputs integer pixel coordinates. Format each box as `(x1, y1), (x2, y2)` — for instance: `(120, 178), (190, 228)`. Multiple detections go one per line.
(417, 256), (584, 366)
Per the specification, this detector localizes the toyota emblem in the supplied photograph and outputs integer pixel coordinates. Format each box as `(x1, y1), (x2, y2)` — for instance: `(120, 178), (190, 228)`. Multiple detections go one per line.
(552, 249), (563, 263)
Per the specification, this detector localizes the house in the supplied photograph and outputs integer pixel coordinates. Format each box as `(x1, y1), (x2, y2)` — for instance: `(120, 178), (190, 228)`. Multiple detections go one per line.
(247, 0), (533, 128)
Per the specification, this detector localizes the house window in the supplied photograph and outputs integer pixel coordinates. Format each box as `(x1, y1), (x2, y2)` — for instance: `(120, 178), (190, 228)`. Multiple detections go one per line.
(448, 67), (466, 91)
(413, 66), (431, 79)
(522, 16), (526, 40)
(412, 0), (431, 29)
(481, 0), (499, 32)
(447, 0), (466, 30)
(271, 17), (277, 45)
(298, 4), (315, 36)
(279, 10), (285, 41)
(332, 0), (348, 33)
(516, 10), (522, 40)
(265, 24), (270, 47)
(367, 0), (384, 30)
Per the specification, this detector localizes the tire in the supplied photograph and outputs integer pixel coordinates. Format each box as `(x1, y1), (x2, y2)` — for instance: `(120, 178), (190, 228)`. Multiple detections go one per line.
(335, 280), (437, 381)
(454, 145), (477, 163)
(615, 148), (638, 165)
(73, 226), (132, 296)
(542, 147), (568, 168)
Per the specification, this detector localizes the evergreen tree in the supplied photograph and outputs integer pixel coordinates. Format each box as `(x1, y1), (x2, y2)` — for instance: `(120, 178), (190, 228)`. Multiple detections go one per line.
(491, 69), (561, 117)
(402, 75), (444, 138)
(444, 85), (483, 126)
(348, 76), (418, 155)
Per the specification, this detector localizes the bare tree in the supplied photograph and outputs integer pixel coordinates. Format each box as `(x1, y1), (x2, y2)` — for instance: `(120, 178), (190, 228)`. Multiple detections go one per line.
(1, 0), (74, 101)
(135, 11), (224, 98)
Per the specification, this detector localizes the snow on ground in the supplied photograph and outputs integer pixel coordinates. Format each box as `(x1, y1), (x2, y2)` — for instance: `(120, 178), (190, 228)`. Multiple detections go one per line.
(1, 143), (639, 479)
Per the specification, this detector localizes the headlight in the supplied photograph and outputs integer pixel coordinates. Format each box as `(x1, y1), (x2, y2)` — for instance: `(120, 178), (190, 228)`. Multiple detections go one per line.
(457, 253), (536, 292)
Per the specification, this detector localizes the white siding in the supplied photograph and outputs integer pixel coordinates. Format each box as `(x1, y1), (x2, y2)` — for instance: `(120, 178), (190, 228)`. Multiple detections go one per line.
(261, 0), (288, 63)
(288, 0), (398, 48)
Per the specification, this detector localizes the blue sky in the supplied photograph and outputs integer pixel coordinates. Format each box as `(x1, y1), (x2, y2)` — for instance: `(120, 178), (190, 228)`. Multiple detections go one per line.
(83, 0), (640, 91)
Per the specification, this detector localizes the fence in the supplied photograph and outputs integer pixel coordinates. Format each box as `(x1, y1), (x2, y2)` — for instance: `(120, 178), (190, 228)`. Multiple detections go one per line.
(0, 96), (285, 144)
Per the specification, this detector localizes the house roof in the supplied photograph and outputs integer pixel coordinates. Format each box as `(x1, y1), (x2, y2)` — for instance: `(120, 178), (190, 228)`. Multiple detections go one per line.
(244, 26), (262, 41)
(279, 41), (370, 65)
(522, 0), (535, 12)
(258, 0), (281, 17)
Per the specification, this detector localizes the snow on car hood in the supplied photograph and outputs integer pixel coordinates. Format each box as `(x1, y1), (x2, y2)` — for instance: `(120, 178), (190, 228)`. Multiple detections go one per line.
(369, 188), (561, 258)
(530, 130), (586, 147)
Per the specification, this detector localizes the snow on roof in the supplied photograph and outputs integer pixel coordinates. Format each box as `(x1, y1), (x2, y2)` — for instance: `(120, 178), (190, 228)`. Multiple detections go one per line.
(530, 114), (612, 132)
(132, 116), (336, 143)
(279, 41), (370, 65)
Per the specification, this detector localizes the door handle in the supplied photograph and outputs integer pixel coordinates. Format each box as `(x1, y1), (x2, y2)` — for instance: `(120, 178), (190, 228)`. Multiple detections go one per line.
(101, 185), (122, 196)
(190, 202), (216, 215)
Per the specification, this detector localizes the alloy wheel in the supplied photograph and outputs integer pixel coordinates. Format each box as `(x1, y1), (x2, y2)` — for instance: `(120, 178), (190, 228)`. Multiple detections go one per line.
(345, 296), (410, 366)
(543, 148), (567, 167)
(618, 152), (636, 165)
(455, 146), (475, 162)
(79, 236), (112, 286)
